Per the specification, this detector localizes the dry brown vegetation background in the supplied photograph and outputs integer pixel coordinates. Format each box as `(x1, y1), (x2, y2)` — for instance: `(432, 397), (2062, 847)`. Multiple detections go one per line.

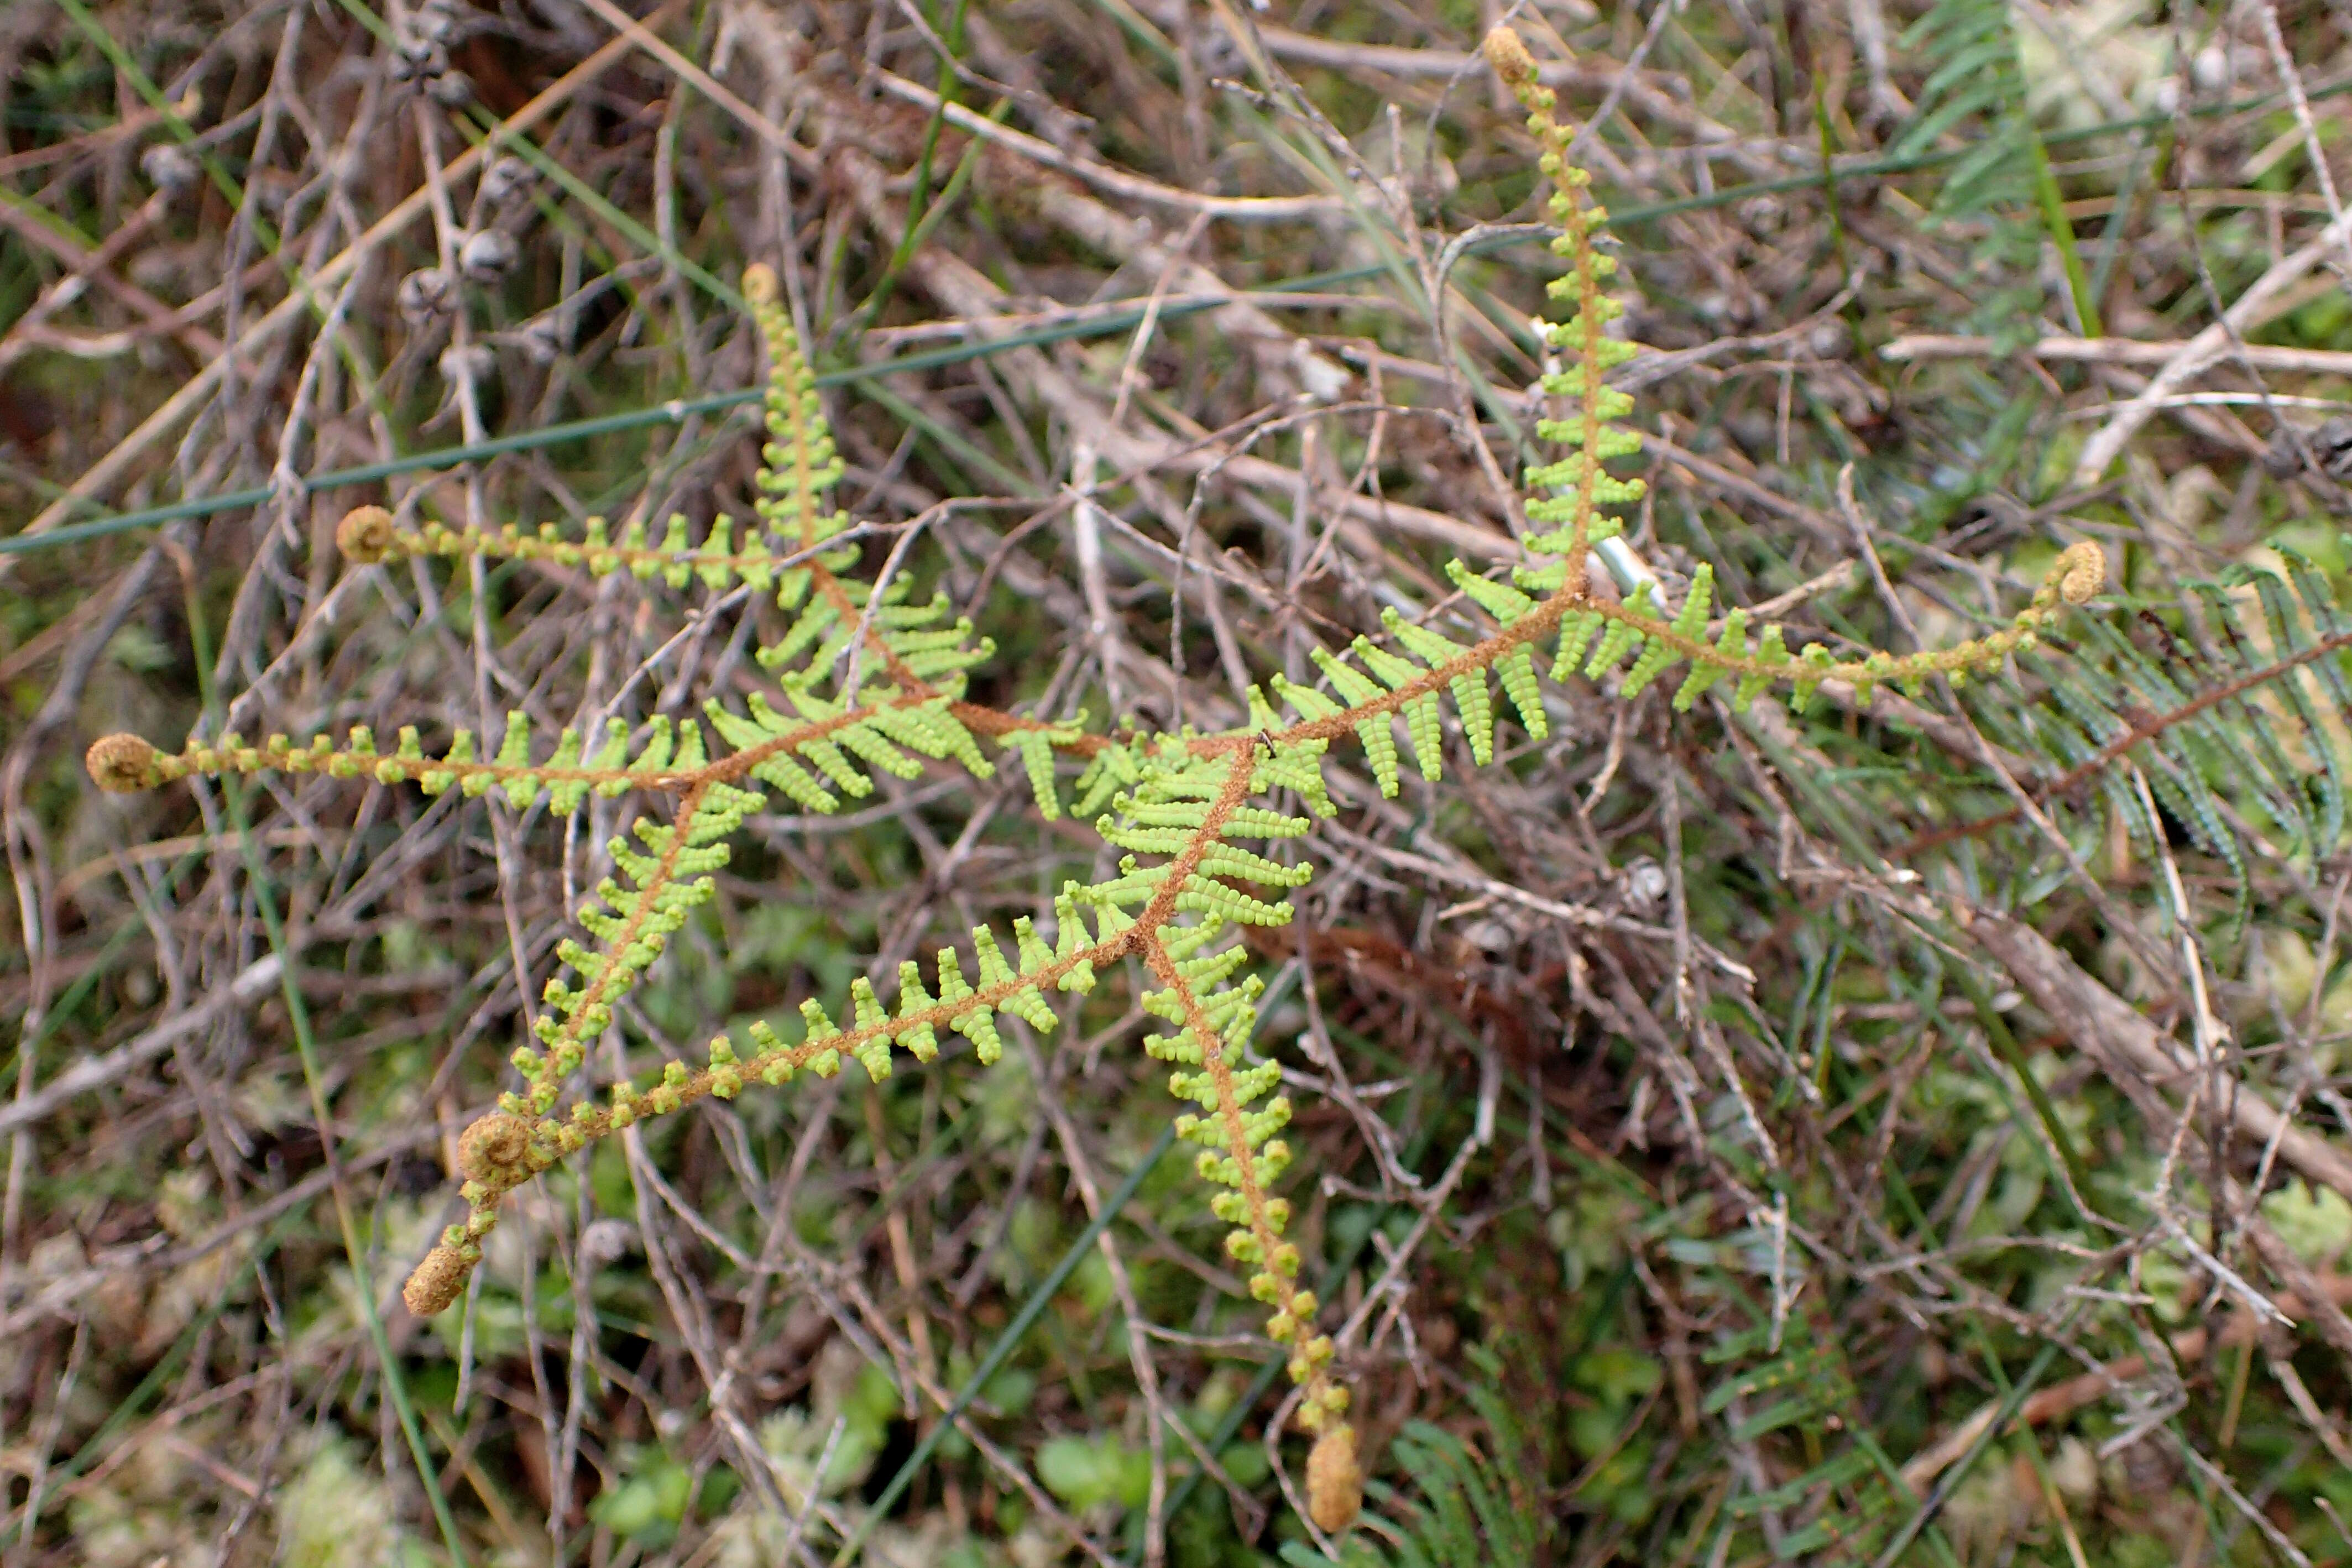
(6, 1), (2352, 1565)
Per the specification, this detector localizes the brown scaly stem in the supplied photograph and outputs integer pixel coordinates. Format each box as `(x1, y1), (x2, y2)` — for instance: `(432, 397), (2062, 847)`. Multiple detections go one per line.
(952, 699), (1114, 758)
(806, 554), (933, 698)
(1135, 749), (1259, 919)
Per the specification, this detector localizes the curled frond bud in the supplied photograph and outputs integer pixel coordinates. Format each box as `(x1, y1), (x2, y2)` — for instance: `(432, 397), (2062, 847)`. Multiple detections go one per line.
(2057, 541), (2105, 605)
(456, 1111), (534, 1185)
(1306, 1423), (1363, 1533)
(402, 1243), (472, 1316)
(743, 263), (779, 305)
(1482, 25), (1540, 90)
(87, 734), (161, 795)
(337, 505), (400, 565)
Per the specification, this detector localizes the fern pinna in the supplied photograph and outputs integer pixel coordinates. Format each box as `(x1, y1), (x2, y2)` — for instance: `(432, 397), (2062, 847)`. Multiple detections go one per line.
(81, 29), (2102, 1540)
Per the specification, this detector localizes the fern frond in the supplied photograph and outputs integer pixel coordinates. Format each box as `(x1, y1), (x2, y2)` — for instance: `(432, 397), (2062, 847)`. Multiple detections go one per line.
(1891, 0), (2035, 221)
(326, 263), (866, 595)
(1488, 27), (1644, 592)
(744, 263), (851, 556)
(1383, 609), (1498, 765)
(697, 683), (996, 813)
(330, 504), (833, 597)
(86, 712), (722, 806)
(1141, 915), (1343, 1419)
(998, 718), (1084, 819)
(1069, 735), (1144, 818)
(432, 891), (1144, 1277)
(522, 792), (748, 1110)
(71, 50), (2132, 1554)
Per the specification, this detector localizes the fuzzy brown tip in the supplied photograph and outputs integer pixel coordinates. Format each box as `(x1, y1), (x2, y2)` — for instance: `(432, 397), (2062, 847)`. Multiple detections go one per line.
(402, 1243), (472, 1317)
(86, 733), (161, 794)
(1482, 25), (1540, 88)
(335, 505), (399, 565)
(457, 1112), (534, 1185)
(2057, 541), (2105, 605)
(1306, 1423), (1362, 1534)
(743, 263), (779, 305)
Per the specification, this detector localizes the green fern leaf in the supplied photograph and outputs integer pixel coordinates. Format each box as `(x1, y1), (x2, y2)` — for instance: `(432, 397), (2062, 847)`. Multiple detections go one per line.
(1303, 651), (1400, 796)
(1384, 608), (1498, 764)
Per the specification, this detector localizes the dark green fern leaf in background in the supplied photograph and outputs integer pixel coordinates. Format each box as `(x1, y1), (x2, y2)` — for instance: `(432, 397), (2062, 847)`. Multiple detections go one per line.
(1888, 0), (2073, 339)
(1932, 543), (2352, 926)
(1703, 1305), (1903, 1565)
(1893, 0), (2033, 216)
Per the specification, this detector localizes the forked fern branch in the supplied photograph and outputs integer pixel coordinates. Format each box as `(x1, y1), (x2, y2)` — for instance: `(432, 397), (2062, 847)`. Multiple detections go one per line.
(81, 28), (2104, 1538)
